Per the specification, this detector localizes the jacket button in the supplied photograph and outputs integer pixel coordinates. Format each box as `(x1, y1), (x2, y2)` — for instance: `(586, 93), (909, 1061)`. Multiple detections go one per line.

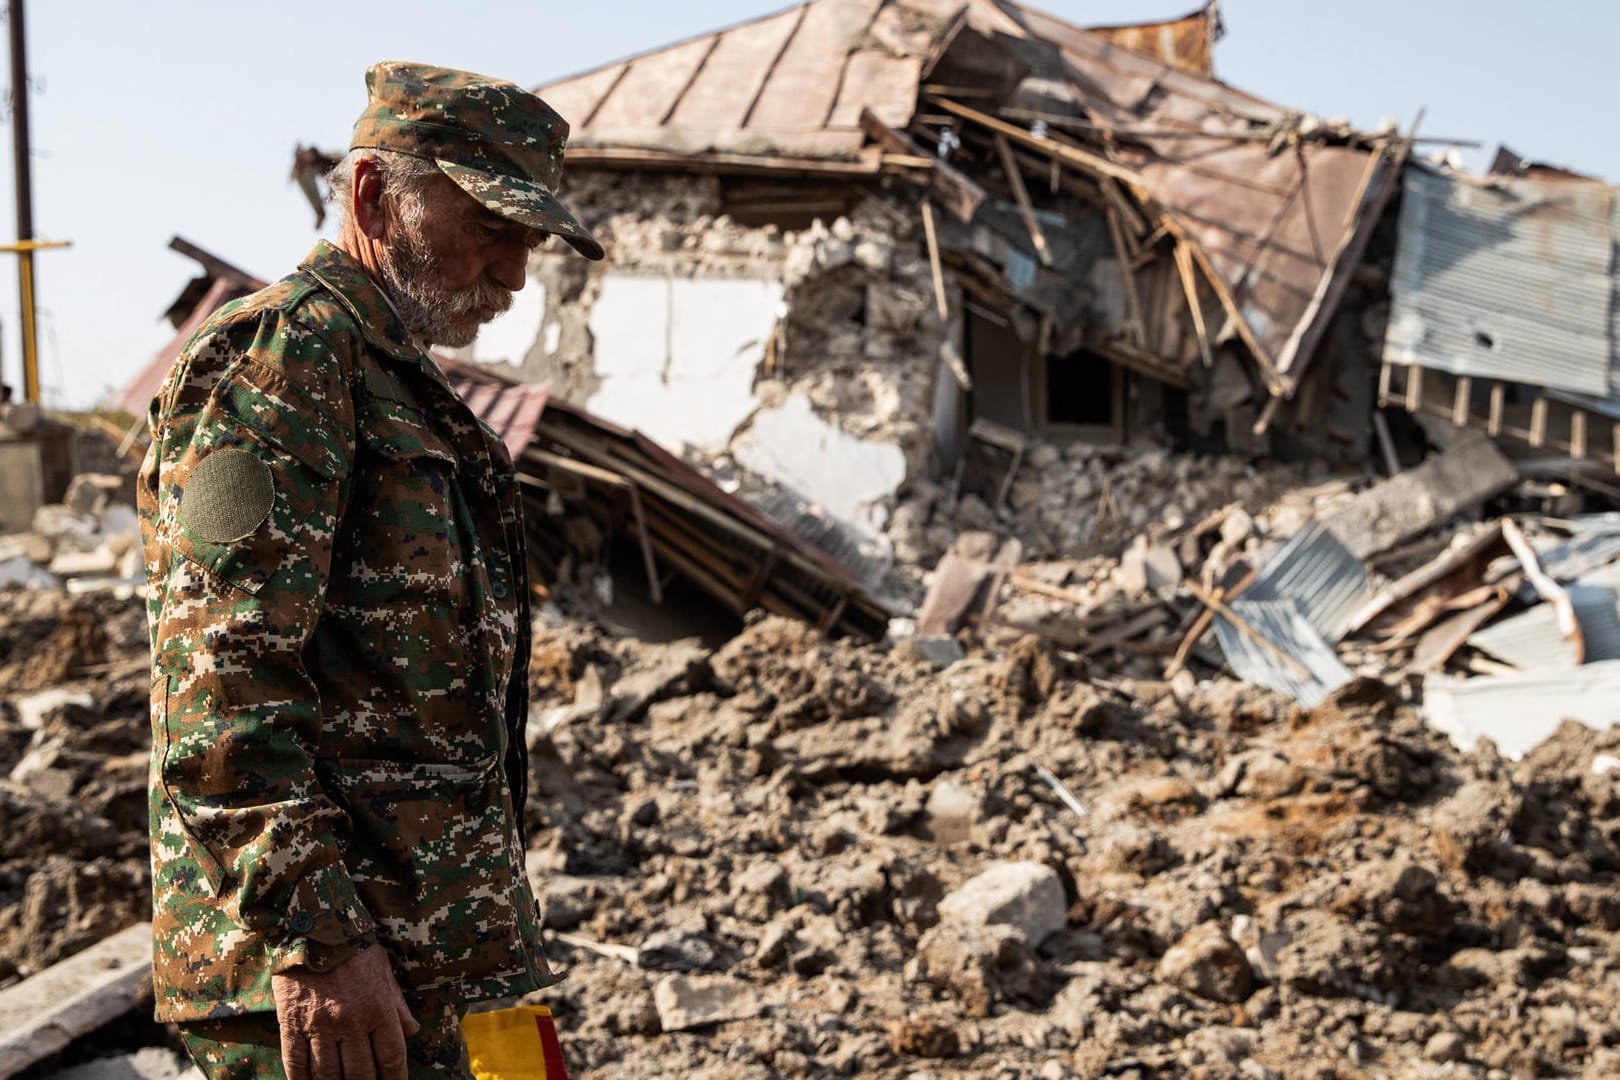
(491, 580), (509, 600)
(288, 912), (314, 934)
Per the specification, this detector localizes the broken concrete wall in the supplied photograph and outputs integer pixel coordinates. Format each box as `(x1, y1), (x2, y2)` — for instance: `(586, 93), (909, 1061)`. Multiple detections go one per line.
(450, 171), (955, 539)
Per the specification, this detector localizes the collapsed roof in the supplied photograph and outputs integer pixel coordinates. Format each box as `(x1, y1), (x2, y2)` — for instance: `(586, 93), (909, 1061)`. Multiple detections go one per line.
(538, 0), (1403, 400)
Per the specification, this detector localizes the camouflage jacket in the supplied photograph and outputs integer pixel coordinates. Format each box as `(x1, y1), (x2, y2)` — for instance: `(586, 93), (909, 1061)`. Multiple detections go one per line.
(139, 240), (553, 1022)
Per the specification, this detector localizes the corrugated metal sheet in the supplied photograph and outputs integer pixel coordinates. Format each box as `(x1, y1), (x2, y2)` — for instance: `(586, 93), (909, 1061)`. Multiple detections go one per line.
(1243, 521), (1368, 644)
(1424, 659), (1620, 760)
(536, 0), (906, 161)
(1214, 597), (1353, 708)
(1469, 585), (1620, 670)
(1384, 165), (1617, 397)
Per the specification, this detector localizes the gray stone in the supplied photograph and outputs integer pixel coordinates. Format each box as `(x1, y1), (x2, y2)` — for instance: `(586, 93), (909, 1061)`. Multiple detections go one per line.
(1424, 1031), (1467, 1063)
(914, 922), (1037, 1018)
(925, 779), (984, 845)
(652, 974), (766, 1032)
(48, 1047), (193, 1080)
(9, 741), (75, 801)
(937, 861), (1066, 945)
(31, 505), (98, 548)
(607, 640), (710, 723)
(638, 928), (724, 973)
(535, 874), (596, 932)
(1156, 922), (1254, 1003)
(63, 474), (125, 517)
(12, 688), (94, 731)
(48, 547), (120, 578)
(853, 240), (891, 272)
(910, 635), (965, 669)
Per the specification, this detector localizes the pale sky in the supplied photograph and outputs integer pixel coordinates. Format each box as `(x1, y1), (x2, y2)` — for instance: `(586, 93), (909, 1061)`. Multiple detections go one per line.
(3, 0), (1616, 409)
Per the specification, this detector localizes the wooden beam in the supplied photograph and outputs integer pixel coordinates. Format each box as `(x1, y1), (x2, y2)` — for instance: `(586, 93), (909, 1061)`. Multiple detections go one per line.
(1573, 409), (1589, 460)
(922, 202), (949, 322)
(1105, 208), (1147, 347)
(993, 133), (1053, 266)
(926, 96), (1141, 187)
(858, 107), (986, 222)
(1174, 241), (1214, 368)
(563, 146), (883, 180)
(0, 923), (154, 1078)
(1531, 390), (1548, 448)
(1453, 376), (1471, 427)
(1488, 383), (1505, 436)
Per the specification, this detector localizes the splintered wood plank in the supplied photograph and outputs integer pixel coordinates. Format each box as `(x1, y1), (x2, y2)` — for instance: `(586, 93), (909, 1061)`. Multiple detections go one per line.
(539, 63), (629, 130)
(827, 51), (922, 128)
(589, 35), (719, 132)
(669, 8), (805, 131)
(747, 0), (885, 133)
(0, 923), (153, 1078)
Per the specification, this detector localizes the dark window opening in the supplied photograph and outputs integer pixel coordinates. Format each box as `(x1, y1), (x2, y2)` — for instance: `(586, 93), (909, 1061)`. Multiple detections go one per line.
(1045, 349), (1115, 427)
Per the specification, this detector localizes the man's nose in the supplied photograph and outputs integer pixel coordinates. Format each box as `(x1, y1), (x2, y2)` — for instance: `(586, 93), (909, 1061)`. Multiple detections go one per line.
(488, 241), (529, 292)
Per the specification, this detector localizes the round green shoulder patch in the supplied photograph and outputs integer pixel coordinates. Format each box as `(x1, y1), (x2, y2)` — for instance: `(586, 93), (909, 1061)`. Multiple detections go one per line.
(181, 448), (275, 543)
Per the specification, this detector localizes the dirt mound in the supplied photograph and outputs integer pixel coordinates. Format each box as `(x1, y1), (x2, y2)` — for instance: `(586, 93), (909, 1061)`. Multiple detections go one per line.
(5, 592), (1620, 1078)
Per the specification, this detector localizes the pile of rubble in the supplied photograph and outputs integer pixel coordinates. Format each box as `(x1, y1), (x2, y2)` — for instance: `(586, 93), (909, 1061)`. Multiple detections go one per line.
(6, 416), (1620, 1077)
(0, 473), (143, 596)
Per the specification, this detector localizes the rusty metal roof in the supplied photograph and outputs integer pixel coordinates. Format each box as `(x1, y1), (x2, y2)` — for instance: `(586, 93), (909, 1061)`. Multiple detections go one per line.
(539, 0), (923, 164)
(1002, 10), (1393, 392)
(1069, 3), (1219, 77)
(117, 238), (266, 418)
(435, 355), (553, 461)
(542, 0), (1388, 395)
(538, 0), (1223, 164)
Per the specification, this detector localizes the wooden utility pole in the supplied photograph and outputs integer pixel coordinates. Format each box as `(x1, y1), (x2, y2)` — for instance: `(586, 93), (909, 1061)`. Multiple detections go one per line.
(8, 0), (38, 403)
(2, 0), (65, 405)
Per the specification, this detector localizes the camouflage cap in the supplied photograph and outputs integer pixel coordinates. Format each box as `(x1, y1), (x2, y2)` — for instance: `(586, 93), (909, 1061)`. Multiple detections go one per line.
(352, 61), (603, 261)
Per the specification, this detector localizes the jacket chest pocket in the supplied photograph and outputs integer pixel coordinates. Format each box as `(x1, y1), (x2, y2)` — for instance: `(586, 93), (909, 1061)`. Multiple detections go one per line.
(344, 399), (466, 606)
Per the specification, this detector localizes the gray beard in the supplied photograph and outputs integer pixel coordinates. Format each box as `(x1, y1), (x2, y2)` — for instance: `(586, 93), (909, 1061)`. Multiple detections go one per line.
(377, 226), (514, 348)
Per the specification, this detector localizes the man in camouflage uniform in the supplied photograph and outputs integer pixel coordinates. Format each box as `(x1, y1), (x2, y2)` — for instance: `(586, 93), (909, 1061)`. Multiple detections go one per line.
(139, 62), (603, 1079)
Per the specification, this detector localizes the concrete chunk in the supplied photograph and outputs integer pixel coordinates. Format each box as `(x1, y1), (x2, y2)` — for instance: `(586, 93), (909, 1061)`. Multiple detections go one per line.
(1318, 429), (1517, 560)
(652, 974), (766, 1032)
(937, 861), (1067, 946)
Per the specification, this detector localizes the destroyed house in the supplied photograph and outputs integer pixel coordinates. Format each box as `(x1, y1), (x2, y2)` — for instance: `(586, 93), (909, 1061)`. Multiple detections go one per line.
(449, 0), (1406, 554)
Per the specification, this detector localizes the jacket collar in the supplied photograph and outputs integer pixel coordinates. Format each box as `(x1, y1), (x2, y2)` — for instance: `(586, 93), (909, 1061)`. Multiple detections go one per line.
(298, 240), (427, 367)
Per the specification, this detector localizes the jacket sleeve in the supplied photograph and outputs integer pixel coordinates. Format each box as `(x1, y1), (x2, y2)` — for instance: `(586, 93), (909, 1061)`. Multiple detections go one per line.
(148, 311), (370, 973)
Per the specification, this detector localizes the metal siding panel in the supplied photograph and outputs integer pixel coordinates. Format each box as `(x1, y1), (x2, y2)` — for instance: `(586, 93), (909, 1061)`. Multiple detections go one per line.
(668, 9), (805, 132)
(1424, 659), (1620, 759)
(1215, 598), (1353, 708)
(1385, 167), (1616, 396)
(1470, 585), (1620, 670)
(1244, 521), (1370, 644)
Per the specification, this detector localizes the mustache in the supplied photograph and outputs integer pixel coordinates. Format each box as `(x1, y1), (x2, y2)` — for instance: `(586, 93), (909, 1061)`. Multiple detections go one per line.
(443, 278), (514, 318)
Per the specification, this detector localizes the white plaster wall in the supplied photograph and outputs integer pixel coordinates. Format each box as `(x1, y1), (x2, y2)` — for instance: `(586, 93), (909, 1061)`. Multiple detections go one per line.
(586, 274), (784, 453)
(732, 394), (907, 533)
(471, 283), (547, 367)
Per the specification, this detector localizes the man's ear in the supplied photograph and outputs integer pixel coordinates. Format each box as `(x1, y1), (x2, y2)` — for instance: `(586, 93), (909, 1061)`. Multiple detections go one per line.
(352, 157), (388, 241)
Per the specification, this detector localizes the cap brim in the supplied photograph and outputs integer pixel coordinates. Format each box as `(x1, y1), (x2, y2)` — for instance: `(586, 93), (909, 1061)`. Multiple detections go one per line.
(436, 159), (605, 261)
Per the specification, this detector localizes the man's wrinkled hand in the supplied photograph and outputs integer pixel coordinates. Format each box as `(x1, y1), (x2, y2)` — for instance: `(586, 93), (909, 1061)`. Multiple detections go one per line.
(272, 943), (420, 1080)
